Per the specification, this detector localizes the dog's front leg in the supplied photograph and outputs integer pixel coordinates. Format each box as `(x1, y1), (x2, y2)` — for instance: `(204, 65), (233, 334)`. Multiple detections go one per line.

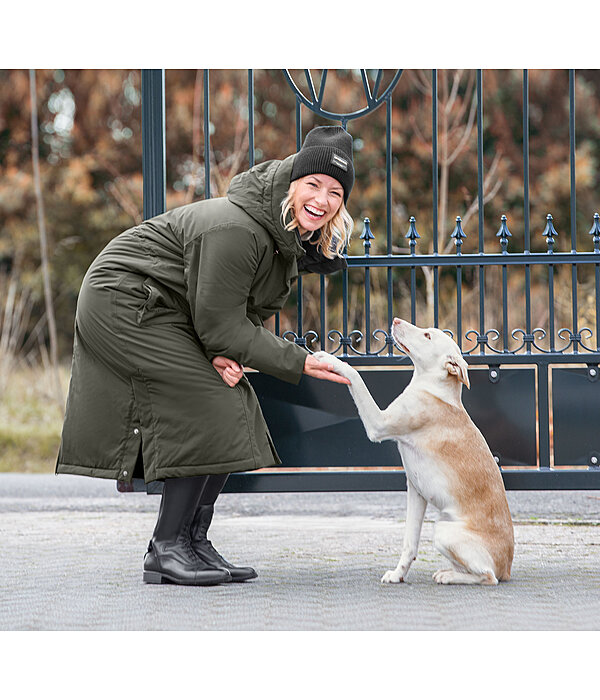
(382, 479), (427, 583)
(312, 352), (399, 442)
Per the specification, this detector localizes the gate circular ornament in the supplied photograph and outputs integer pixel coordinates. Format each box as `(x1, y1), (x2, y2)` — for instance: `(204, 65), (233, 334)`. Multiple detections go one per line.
(282, 69), (403, 125)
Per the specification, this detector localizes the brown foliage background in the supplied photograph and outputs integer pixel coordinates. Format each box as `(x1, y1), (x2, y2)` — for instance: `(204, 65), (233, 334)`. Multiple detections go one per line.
(1, 68), (599, 361)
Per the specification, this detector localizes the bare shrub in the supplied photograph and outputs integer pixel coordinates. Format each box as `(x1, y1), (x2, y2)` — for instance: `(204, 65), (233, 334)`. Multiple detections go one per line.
(0, 273), (33, 395)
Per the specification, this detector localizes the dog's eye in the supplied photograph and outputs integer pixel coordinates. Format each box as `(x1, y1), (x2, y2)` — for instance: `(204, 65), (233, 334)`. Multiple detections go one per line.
(424, 332), (431, 340)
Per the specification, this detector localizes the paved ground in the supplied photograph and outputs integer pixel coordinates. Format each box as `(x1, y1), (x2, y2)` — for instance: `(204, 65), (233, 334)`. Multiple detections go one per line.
(1, 474), (599, 630)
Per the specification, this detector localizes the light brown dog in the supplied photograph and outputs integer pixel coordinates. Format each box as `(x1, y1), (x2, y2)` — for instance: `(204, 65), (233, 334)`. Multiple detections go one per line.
(314, 318), (514, 585)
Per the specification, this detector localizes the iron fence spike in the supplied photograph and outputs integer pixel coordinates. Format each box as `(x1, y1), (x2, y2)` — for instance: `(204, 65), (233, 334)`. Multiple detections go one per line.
(451, 216), (467, 239)
(405, 216), (421, 241)
(451, 216), (466, 252)
(542, 213), (558, 251)
(360, 217), (374, 255)
(496, 214), (512, 253)
(589, 212), (600, 252)
(360, 217), (375, 240)
(495, 214), (512, 237)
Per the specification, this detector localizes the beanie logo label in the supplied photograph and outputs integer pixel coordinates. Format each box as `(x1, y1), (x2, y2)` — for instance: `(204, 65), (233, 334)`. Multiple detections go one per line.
(331, 154), (348, 171)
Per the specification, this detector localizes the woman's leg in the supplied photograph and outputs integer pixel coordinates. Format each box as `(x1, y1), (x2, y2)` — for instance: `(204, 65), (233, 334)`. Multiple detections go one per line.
(190, 474), (258, 582)
(198, 474), (229, 505)
(143, 475), (232, 586)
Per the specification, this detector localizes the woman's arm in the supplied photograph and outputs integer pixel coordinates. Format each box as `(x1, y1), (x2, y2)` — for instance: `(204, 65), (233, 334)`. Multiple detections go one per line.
(185, 225), (307, 384)
(211, 353), (350, 387)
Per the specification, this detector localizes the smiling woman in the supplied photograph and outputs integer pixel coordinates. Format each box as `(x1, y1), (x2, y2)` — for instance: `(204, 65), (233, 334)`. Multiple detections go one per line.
(294, 174), (343, 231)
(55, 123), (356, 587)
(280, 126), (354, 261)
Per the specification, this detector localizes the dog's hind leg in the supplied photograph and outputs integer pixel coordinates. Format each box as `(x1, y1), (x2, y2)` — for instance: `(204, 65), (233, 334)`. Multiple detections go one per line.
(432, 521), (498, 585)
(381, 480), (427, 583)
(432, 569), (497, 585)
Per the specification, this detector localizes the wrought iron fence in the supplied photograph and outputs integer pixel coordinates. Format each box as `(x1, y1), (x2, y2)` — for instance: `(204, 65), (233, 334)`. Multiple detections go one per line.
(139, 69), (600, 491)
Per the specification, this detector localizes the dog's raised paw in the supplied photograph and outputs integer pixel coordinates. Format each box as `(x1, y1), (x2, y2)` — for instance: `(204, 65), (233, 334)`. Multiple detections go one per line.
(381, 570), (404, 584)
(313, 351), (348, 375)
(313, 350), (337, 365)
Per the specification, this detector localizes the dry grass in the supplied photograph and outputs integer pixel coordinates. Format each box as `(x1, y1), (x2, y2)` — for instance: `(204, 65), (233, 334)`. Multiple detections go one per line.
(0, 363), (70, 473)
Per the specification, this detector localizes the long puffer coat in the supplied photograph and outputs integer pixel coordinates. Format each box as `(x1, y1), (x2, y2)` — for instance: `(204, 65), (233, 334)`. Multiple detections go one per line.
(56, 154), (344, 483)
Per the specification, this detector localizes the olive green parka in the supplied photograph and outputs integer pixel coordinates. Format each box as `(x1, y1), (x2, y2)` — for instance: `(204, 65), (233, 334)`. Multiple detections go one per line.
(56, 154), (341, 483)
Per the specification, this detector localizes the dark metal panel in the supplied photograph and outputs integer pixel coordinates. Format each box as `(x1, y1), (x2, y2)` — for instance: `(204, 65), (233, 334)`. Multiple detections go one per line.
(120, 469), (600, 494)
(248, 370), (406, 467)
(463, 368), (537, 466)
(553, 367), (600, 466)
(537, 363), (551, 470)
(248, 367), (537, 469)
(224, 469), (600, 492)
(501, 470), (600, 490)
(224, 471), (407, 492)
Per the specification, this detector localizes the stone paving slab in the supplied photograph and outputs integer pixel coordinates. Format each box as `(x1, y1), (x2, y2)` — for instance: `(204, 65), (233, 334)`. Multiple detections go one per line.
(1, 475), (599, 630)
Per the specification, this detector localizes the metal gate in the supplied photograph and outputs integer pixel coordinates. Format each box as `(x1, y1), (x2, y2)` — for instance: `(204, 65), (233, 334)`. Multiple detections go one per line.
(133, 69), (600, 493)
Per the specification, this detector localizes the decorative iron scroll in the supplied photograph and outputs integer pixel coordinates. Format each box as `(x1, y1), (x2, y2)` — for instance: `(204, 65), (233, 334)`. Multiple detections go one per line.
(282, 70), (403, 125)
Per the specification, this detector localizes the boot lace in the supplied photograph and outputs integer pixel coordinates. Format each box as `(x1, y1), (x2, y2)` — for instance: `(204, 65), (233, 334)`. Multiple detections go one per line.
(204, 538), (231, 566)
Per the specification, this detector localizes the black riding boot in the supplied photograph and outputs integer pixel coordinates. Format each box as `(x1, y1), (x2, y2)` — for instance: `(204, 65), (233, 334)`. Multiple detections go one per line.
(143, 475), (232, 586)
(190, 474), (258, 582)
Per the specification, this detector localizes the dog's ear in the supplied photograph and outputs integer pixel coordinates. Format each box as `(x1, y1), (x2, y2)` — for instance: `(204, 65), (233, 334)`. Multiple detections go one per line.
(445, 354), (470, 389)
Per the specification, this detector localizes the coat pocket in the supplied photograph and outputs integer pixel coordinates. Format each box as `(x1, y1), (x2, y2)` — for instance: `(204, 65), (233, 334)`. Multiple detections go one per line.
(137, 277), (191, 326)
(136, 279), (158, 325)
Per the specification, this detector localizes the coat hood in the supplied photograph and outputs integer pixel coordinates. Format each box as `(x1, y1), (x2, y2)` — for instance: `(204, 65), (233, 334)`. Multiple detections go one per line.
(226, 155), (304, 261)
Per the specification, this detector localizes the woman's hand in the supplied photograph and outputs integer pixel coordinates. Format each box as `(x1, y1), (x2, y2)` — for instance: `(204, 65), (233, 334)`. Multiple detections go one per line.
(303, 354), (351, 384)
(212, 356), (244, 387)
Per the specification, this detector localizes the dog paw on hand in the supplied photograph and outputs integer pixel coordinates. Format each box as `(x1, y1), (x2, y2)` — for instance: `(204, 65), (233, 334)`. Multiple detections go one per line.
(381, 570), (404, 584)
(312, 350), (335, 364)
(312, 351), (348, 376)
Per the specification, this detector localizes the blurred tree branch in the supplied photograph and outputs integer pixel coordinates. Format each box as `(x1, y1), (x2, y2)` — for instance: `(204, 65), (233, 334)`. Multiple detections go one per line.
(29, 69), (63, 405)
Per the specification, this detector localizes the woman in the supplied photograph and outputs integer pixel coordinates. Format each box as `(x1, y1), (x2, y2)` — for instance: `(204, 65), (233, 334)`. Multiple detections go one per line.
(56, 125), (354, 586)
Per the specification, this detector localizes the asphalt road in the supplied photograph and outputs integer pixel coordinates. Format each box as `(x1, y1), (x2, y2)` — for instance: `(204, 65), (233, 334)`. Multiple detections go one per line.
(1, 474), (599, 630)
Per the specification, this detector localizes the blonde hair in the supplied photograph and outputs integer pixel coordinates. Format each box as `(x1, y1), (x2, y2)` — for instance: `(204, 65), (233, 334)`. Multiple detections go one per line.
(280, 180), (353, 259)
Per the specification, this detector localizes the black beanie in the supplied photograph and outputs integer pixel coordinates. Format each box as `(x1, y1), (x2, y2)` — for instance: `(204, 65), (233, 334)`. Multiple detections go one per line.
(290, 125), (354, 203)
